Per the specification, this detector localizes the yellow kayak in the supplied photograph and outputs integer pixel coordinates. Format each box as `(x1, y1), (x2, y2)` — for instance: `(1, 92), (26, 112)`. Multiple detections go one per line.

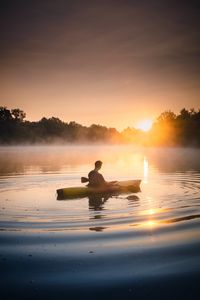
(57, 179), (141, 199)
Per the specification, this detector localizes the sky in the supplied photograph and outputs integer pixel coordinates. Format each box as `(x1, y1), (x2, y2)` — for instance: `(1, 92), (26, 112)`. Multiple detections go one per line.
(0, 0), (200, 130)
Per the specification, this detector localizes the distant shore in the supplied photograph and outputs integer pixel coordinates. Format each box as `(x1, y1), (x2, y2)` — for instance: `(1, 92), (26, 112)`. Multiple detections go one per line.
(1, 107), (200, 147)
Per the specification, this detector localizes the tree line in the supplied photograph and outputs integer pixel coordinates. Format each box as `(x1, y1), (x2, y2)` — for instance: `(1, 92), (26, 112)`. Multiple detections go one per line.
(0, 107), (121, 144)
(0, 106), (200, 146)
(148, 109), (200, 147)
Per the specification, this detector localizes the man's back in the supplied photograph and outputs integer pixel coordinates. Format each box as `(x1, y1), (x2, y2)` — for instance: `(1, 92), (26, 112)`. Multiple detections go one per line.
(88, 170), (106, 187)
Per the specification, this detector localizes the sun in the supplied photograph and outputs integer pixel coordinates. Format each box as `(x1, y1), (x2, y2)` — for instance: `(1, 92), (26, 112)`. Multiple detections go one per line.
(135, 119), (153, 132)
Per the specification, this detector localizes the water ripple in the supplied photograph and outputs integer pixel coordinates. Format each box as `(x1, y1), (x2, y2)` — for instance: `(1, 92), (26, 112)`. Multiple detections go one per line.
(1, 147), (200, 299)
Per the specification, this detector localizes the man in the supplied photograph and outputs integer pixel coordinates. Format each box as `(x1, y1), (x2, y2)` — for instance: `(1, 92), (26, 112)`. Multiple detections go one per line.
(88, 160), (116, 187)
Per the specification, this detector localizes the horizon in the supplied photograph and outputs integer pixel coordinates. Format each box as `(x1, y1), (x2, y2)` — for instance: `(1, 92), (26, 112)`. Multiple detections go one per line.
(1, 105), (200, 135)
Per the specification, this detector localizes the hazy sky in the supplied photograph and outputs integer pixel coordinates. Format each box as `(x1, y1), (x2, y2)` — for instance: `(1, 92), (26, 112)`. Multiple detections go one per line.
(1, 0), (200, 129)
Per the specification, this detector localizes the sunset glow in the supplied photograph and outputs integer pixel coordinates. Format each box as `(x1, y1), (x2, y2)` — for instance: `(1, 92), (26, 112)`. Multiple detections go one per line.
(1, 1), (199, 130)
(135, 119), (153, 132)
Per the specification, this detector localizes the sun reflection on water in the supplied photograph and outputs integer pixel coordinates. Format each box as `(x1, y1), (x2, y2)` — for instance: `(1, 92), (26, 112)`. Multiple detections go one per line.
(143, 156), (149, 183)
(139, 207), (171, 229)
(143, 220), (157, 228)
(139, 207), (170, 216)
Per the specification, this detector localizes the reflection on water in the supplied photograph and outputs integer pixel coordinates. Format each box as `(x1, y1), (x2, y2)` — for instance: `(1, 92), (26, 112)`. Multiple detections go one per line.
(1, 146), (200, 176)
(88, 194), (114, 231)
(0, 146), (200, 299)
(143, 156), (149, 183)
(0, 145), (200, 232)
(88, 194), (109, 211)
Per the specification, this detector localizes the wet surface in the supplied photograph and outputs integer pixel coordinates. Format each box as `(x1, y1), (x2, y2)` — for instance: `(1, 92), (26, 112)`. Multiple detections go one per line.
(0, 146), (200, 299)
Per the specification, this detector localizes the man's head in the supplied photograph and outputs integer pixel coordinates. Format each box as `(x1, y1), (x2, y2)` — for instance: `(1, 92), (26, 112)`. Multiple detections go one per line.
(95, 160), (102, 170)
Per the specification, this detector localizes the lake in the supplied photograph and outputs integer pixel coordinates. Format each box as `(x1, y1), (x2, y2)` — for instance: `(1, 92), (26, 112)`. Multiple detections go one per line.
(0, 145), (200, 300)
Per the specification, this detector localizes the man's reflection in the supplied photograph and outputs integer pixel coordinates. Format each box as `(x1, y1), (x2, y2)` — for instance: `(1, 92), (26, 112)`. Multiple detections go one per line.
(88, 193), (112, 232)
(88, 193), (111, 211)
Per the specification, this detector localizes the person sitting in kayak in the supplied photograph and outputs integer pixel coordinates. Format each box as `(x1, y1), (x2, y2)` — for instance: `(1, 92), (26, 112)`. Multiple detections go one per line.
(88, 160), (105, 187)
(88, 160), (117, 187)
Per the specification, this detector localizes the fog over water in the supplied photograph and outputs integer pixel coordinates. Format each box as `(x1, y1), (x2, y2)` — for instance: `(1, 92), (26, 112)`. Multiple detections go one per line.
(0, 145), (200, 299)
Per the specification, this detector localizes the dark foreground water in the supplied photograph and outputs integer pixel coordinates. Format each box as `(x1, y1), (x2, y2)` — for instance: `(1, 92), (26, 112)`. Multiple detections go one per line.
(0, 146), (200, 299)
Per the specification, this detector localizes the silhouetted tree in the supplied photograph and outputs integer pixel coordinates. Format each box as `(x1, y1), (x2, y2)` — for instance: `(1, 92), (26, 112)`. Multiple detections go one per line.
(0, 107), (13, 122)
(0, 106), (199, 146)
(149, 108), (200, 146)
(157, 110), (176, 123)
(11, 109), (26, 122)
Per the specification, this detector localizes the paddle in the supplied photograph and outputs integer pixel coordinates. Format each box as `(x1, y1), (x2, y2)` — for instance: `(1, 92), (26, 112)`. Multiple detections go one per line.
(81, 176), (118, 186)
(81, 177), (89, 183)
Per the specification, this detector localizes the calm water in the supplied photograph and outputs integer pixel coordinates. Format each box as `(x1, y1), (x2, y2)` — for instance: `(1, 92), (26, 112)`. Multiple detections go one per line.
(0, 145), (200, 299)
